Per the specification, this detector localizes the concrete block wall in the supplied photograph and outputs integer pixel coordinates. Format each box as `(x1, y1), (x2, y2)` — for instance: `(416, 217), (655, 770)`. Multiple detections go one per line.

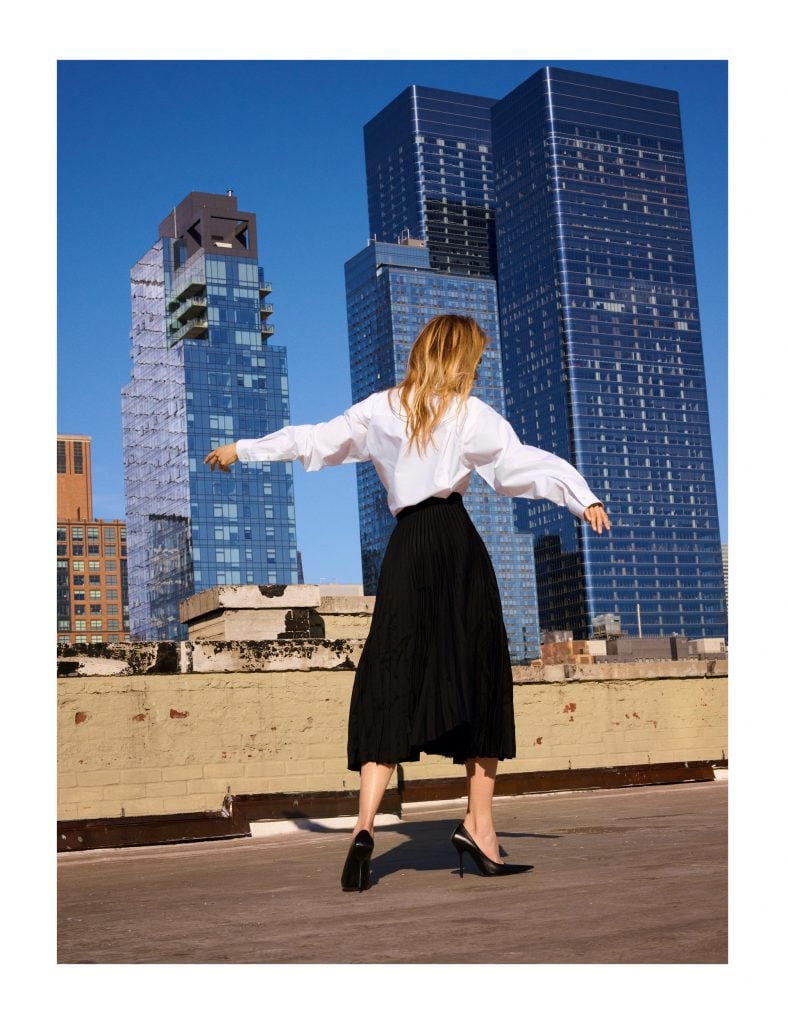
(57, 643), (727, 822)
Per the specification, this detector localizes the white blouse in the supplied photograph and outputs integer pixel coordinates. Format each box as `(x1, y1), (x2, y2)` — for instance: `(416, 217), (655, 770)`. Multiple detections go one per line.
(235, 388), (602, 519)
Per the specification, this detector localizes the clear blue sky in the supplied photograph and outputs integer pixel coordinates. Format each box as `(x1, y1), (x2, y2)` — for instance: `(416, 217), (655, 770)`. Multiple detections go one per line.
(57, 59), (728, 584)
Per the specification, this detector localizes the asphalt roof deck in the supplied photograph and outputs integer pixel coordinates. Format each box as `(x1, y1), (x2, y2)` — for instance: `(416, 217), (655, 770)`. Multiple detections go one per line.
(57, 776), (727, 964)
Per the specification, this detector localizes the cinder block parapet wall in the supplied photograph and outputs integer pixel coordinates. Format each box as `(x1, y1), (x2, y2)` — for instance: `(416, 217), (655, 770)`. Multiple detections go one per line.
(57, 640), (728, 848)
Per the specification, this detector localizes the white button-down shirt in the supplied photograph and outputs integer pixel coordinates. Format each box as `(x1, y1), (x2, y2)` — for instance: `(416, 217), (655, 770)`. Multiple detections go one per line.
(236, 388), (602, 519)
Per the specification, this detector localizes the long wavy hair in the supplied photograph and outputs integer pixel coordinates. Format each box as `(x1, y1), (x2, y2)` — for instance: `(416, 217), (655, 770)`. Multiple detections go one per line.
(390, 314), (488, 455)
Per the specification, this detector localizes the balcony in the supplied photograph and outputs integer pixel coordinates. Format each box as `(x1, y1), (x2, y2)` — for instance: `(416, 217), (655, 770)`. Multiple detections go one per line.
(261, 322), (275, 337)
(176, 292), (208, 323)
(259, 279), (272, 296)
(259, 303), (274, 319)
(170, 318), (209, 345)
(174, 276), (207, 302)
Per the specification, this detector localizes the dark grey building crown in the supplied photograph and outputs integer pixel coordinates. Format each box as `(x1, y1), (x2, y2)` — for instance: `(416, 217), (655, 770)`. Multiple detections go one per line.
(159, 191), (259, 263)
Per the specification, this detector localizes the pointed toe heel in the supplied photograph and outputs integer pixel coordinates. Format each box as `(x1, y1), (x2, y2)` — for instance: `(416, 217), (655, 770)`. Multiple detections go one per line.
(341, 829), (374, 892)
(450, 823), (533, 878)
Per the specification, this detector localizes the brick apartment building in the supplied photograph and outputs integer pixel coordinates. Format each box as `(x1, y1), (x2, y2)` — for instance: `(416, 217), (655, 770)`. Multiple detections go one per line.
(57, 435), (130, 645)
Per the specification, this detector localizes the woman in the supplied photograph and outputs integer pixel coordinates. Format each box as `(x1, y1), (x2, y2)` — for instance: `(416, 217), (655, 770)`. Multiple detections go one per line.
(205, 314), (611, 891)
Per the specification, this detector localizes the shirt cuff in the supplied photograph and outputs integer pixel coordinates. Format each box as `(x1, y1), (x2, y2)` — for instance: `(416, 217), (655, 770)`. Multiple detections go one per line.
(566, 490), (604, 520)
(235, 439), (258, 463)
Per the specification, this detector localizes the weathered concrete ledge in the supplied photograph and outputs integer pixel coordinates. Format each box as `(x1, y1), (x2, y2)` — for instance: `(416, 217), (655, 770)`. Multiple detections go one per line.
(57, 639), (364, 676)
(513, 658), (728, 683)
(57, 639), (727, 681)
(181, 584), (323, 615)
(178, 584), (377, 642)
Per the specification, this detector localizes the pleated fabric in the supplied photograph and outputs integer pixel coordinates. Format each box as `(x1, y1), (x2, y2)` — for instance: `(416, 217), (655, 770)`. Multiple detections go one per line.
(347, 492), (516, 771)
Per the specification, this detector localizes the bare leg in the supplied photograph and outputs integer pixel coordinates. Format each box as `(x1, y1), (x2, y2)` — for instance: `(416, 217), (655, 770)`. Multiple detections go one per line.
(352, 761), (396, 839)
(463, 757), (503, 863)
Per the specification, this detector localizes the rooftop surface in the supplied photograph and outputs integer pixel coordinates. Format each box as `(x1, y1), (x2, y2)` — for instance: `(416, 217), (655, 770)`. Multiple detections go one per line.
(57, 776), (727, 964)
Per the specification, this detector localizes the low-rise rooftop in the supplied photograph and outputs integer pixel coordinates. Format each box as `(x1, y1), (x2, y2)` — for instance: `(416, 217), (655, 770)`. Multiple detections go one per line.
(58, 774), (727, 964)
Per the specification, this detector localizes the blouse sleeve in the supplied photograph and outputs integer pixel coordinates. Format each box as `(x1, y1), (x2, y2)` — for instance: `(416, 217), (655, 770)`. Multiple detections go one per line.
(235, 394), (374, 472)
(463, 399), (603, 520)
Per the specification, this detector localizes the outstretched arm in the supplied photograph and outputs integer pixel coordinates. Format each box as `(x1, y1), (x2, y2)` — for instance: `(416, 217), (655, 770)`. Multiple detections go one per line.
(204, 395), (375, 474)
(464, 400), (611, 533)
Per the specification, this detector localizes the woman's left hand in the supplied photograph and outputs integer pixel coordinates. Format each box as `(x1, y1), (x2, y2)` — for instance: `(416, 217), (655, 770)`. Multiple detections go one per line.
(584, 503), (611, 534)
(204, 443), (238, 473)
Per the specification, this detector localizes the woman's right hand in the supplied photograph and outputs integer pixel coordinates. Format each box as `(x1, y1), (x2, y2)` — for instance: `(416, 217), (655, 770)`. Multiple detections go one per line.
(204, 443), (238, 473)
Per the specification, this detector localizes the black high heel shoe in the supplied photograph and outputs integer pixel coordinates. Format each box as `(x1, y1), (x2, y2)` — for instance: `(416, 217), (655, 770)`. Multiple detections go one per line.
(341, 829), (374, 892)
(450, 823), (533, 878)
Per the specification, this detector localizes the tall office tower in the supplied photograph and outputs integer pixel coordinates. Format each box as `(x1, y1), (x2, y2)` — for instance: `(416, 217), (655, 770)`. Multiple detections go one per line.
(350, 85), (542, 662)
(491, 66), (727, 639)
(365, 85), (498, 276)
(721, 543), (728, 611)
(57, 435), (130, 646)
(345, 238), (540, 662)
(122, 192), (299, 640)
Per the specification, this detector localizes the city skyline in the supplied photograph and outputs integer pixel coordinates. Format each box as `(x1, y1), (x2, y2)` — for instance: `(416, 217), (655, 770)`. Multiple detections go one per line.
(345, 70), (725, 643)
(57, 60), (727, 587)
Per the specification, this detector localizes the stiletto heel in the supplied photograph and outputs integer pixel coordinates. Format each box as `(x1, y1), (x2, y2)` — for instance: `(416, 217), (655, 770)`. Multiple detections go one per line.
(450, 823), (533, 877)
(341, 829), (374, 892)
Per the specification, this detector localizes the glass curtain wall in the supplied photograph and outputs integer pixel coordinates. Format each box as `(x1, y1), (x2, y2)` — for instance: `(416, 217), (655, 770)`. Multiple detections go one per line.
(122, 212), (298, 640)
(346, 241), (540, 662)
(492, 66), (727, 639)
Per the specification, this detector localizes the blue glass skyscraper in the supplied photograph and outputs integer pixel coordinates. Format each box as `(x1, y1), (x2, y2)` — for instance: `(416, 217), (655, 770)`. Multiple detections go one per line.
(365, 85), (497, 277)
(346, 86), (541, 663)
(491, 67), (727, 639)
(122, 192), (299, 640)
(345, 240), (539, 662)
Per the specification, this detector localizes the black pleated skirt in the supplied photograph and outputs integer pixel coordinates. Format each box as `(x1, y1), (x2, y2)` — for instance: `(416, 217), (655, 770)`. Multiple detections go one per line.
(347, 491), (516, 771)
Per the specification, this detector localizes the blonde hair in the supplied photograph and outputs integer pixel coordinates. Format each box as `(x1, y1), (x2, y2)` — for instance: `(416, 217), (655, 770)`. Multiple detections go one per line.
(390, 314), (488, 455)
